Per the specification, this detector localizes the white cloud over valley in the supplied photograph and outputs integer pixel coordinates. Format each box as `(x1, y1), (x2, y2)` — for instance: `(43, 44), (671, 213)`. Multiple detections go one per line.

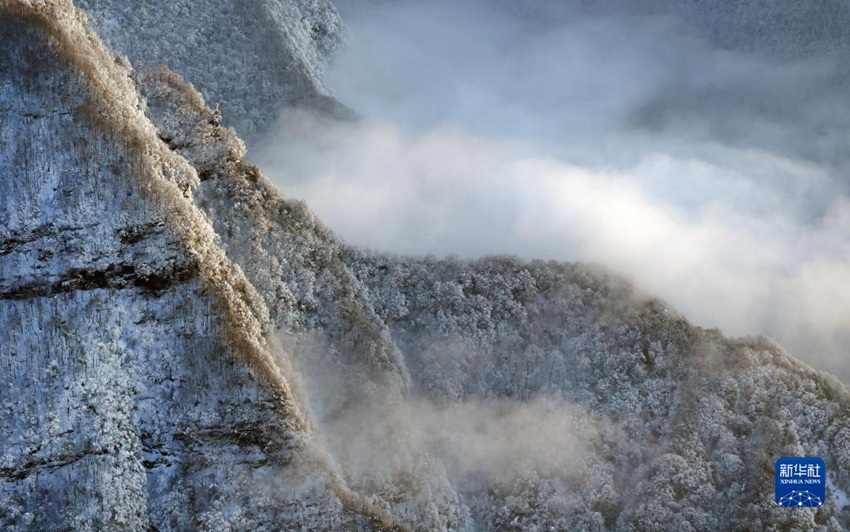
(256, 0), (850, 380)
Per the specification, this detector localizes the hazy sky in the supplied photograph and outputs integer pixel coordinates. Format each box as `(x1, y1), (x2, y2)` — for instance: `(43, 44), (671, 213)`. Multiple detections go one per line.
(256, 0), (850, 381)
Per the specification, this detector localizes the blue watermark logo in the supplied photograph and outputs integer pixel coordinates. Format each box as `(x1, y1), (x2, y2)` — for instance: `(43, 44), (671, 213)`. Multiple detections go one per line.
(775, 457), (826, 507)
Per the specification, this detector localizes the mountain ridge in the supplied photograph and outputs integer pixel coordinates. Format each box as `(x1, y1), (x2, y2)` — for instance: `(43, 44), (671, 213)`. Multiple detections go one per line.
(0, 2), (403, 529)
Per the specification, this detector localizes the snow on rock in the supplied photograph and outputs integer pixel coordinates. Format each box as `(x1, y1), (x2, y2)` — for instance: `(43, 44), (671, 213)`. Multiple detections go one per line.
(0, 2), (394, 530)
(136, 65), (410, 405)
(74, 0), (345, 142)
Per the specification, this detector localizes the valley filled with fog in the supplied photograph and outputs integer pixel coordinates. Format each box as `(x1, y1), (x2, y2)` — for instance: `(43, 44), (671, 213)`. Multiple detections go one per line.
(257, 0), (850, 382)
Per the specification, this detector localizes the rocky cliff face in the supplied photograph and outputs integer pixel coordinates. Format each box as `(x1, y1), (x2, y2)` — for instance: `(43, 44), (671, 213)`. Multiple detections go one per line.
(0, 2), (392, 529)
(74, 0), (344, 141)
(1, 0), (849, 531)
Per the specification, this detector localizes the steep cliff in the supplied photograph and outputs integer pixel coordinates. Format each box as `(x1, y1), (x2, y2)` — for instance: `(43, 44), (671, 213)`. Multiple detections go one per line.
(0, 2), (393, 529)
(74, 0), (344, 141)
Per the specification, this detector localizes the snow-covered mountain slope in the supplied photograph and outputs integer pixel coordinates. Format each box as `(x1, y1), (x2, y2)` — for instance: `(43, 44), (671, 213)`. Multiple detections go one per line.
(135, 63), (410, 420)
(0, 2), (396, 530)
(73, 0), (344, 141)
(2, 0), (849, 530)
(347, 252), (850, 529)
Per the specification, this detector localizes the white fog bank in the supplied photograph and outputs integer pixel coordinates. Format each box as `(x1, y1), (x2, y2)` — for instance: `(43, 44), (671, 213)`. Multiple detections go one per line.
(256, 0), (850, 381)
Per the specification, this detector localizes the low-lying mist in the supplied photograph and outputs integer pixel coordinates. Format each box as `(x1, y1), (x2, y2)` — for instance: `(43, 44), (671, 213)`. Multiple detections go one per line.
(255, 0), (850, 381)
(279, 332), (627, 528)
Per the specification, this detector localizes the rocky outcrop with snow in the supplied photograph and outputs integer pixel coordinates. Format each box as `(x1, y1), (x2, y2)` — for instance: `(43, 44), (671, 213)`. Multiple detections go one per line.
(0, 2), (393, 529)
(74, 0), (344, 141)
